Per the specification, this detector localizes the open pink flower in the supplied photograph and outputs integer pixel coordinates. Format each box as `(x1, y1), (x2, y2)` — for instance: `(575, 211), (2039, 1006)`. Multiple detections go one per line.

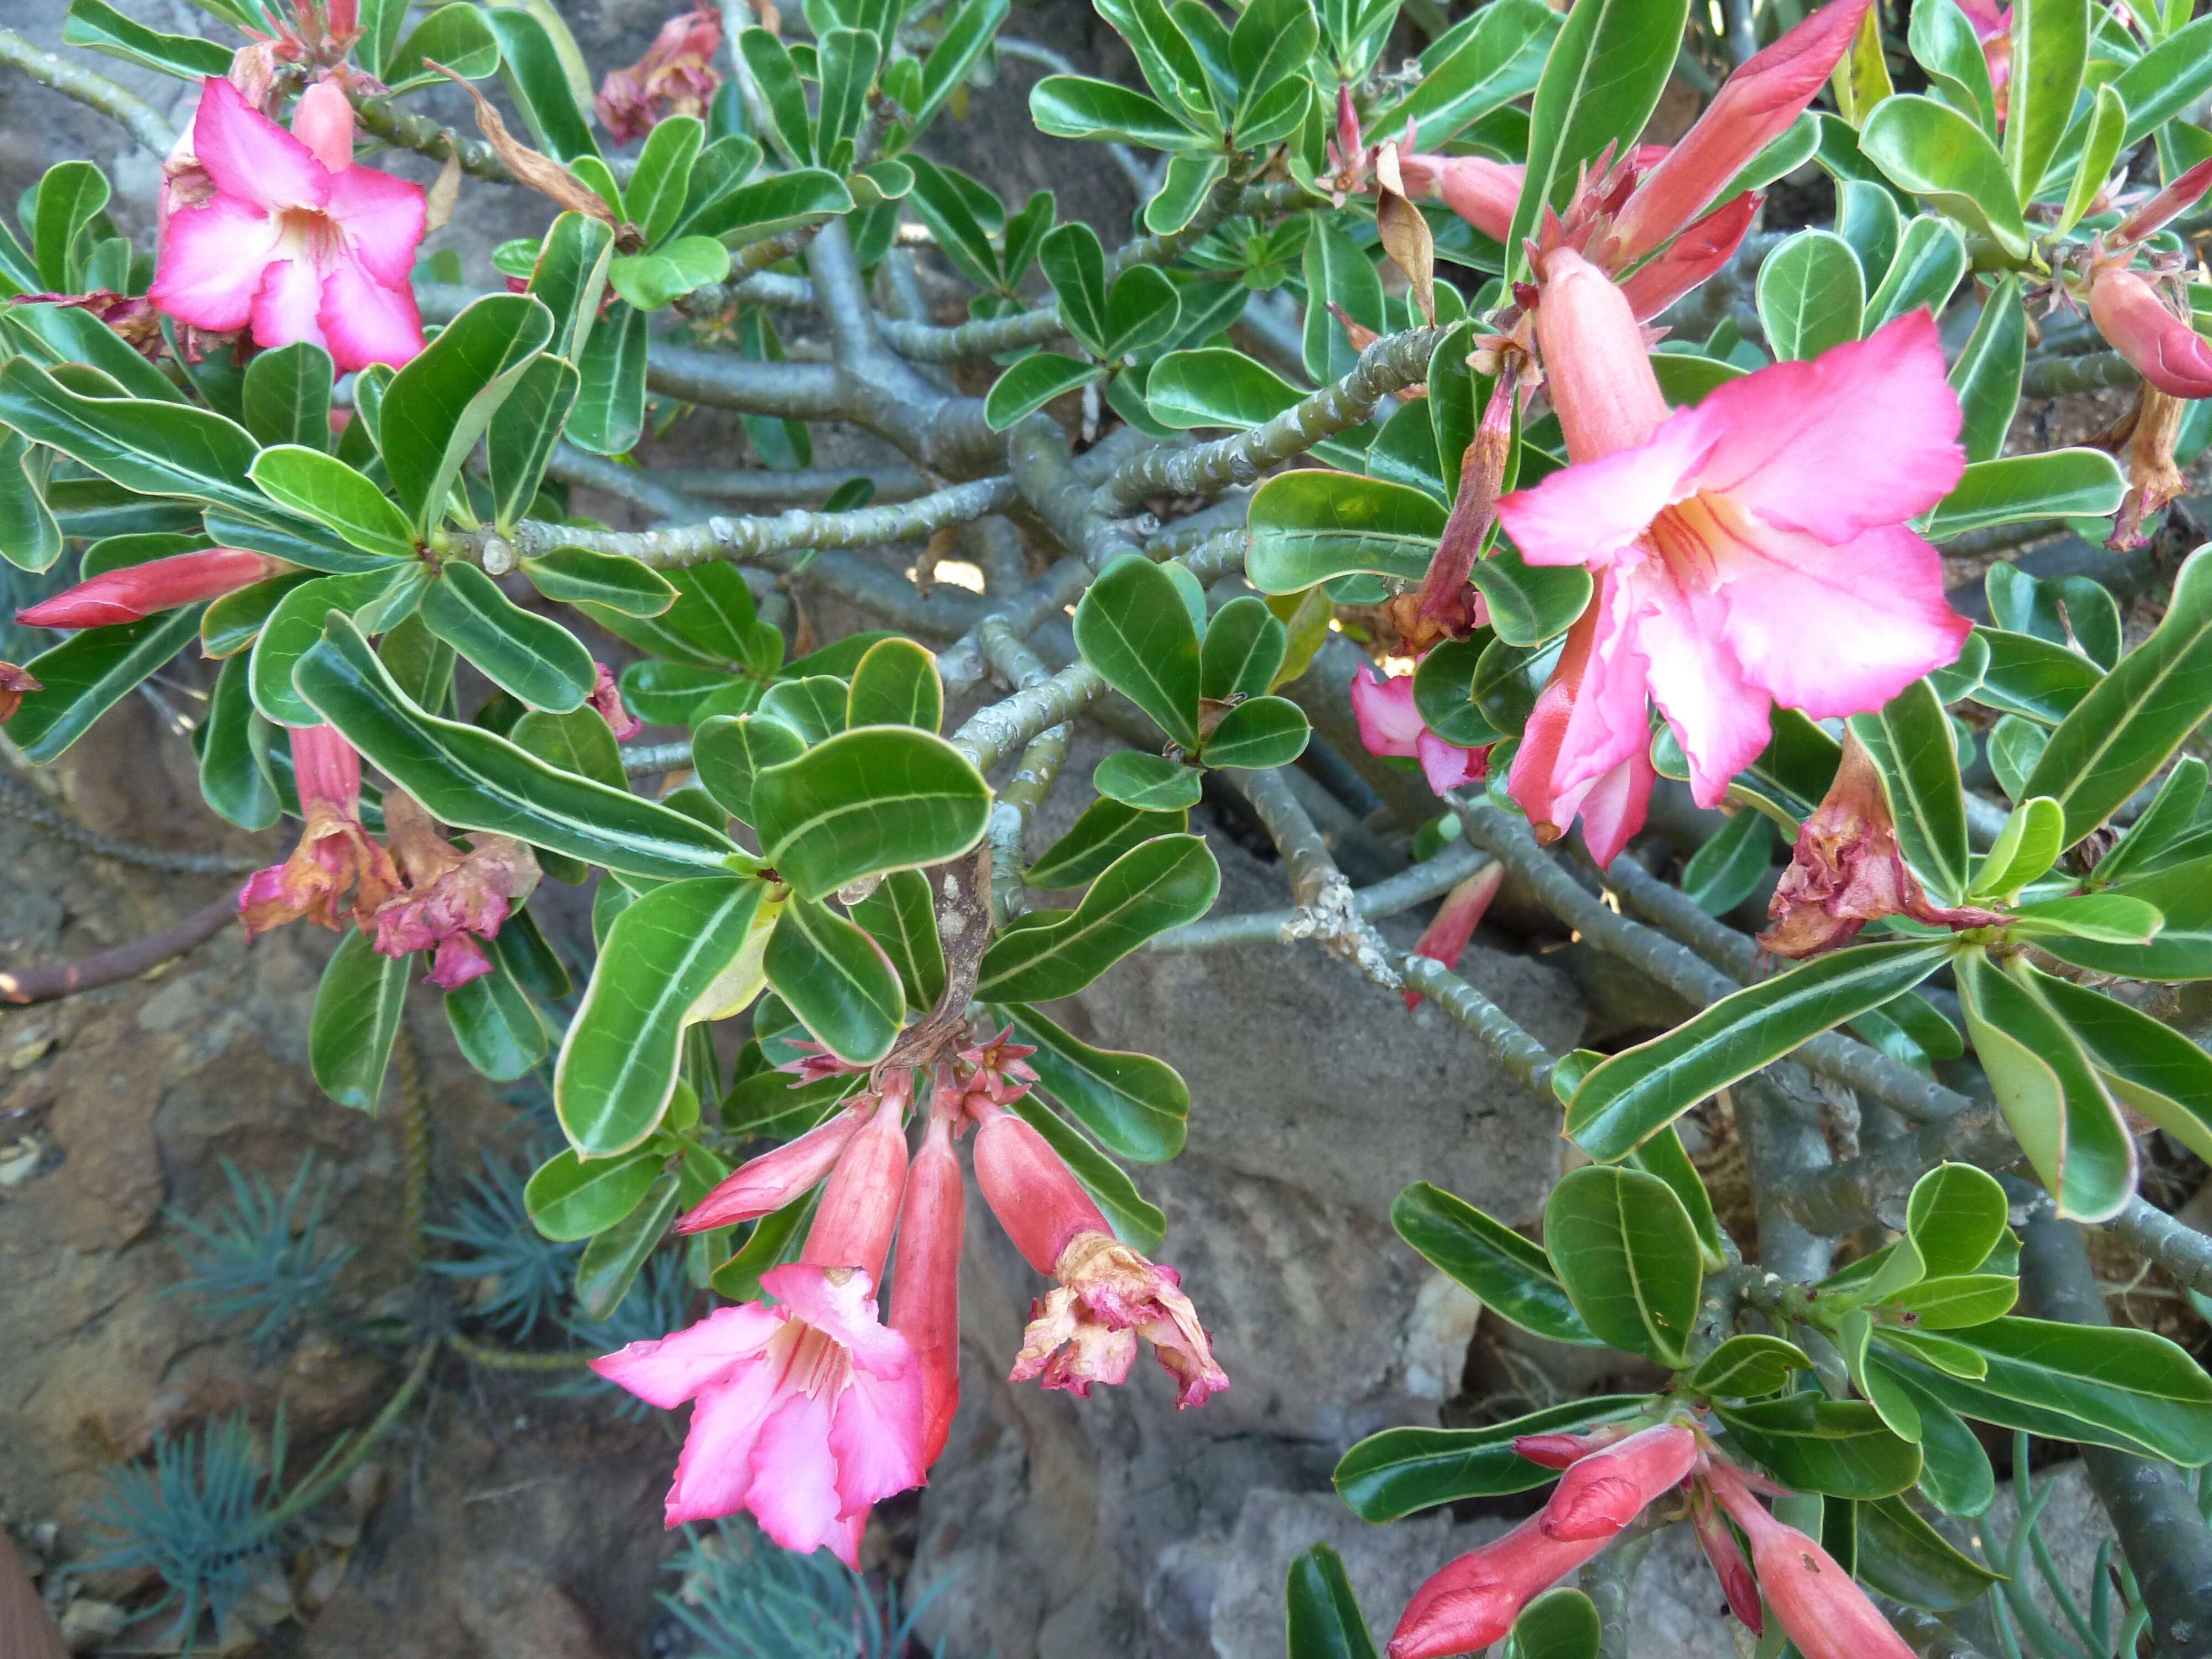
(1402, 862), (1503, 1011)
(1708, 1461), (1914, 1659)
(18, 548), (290, 629)
(1496, 248), (1969, 859)
(1351, 662), (1488, 795)
(239, 724), (401, 937)
(972, 1098), (1228, 1407)
(597, 4), (723, 144)
(149, 77), (425, 372)
(369, 791), (539, 989)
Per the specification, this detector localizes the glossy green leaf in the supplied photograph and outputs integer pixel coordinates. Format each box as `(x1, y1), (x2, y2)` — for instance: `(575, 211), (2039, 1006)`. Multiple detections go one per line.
(997, 1003), (1188, 1162)
(1471, 545), (1592, 648)
(847, 868), (944, 1012)
(197, 652), (279, 831)
(524, 1146), (662, 1240)
(0, 428), (62, 572)
(420, 561), (595, 712)
(1372, 0), (1552, 149)
(573, 1168), (682, 1319)
(239, 342), (335, 451)
(249, 445), (415, 560)
(750, 726), (992, 901)
(309, 930), (409, 1112)
(0, 357), (266, 517)
(526, 212), (617, 359)
(62, 0), (234, 79)
(1145, 348), (1306, 431)
(1682, 808), (1773, 916)
(2031, 862), (2212, 980)
(1866, 216), (1968, 331)
(1285, 1544), (1378, 1659)
(1199, 696), (1310, 769)
(2025, 964), (2212, 1166)
(568, 300), (649, 457)
(1025, 797), (1190, 888)
(1688, 1334), (1813, 1399)
(1887, 1274), (2020, 1329)
(912, 0), (1008, 132)
(1333, 1397), (1650, 1521)
(607, 236), (732, 311)
(379, 294), (554, 532)
(693, 712), (807, 826)
(1199, 597), (1290, 704)
(1874, 1363), (1996, 1515)
(1970, 627), (2104, 726)
(1504, 1588), (1601, 1659)
(758, 675), (848, 744)
(1860, 94), (2033, 257)
(9, 603), (201, 763)
(1848, 677), (1969, 903)
(521, 546), (677, 618)
(627, 114), (704, 246)
(1391, 1180), (1598, 1345)
(484, 6), (598, 165)
(2057, 84), (2127, 234)
(1247, 469), (1444, 594)
(1855, 1491), (2005, 1611)
(1073, 553), (1204, 749)
(1757, 229), (1866, 361)
(2005, 0), (2089, 205)
(486, 355), (580, 533)
(1030, 75), (1202, 148)
(1302, 218), (1385, 382)
(1949, 278), (2027, 465)
(385, 0), (500, 89)
(2091, 755), (2208, 885)
(555, 876), (768, 1155)
(1968, 795), (2063, 898)
(846, 637), (943, 733)
(1716, 1396), (1922, 1498)
(1543, 1164), (1702, 1365)
(1411, 634), (1508, 748)
(1906, 1163), (2011, 1277)
(976, 833), (1219, 1000)
(1926, 451), (2126, 540)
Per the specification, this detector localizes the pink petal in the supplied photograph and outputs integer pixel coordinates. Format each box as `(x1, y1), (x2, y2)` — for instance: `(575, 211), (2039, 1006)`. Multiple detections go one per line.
(148, 195), (279, 330)
(662, 1358), (786, 1525)
(291, 80), (356, 173)
(251, 256), (330, 353)
(317, 254), (425, 372)
(1687, 310), (1966, 542)
(820, 1514), (867, 1572)
(424, 934), (494, 989)
(1629, 565), (1775, 807)
(828, 1364), (927, 1517)
(1704, 511), (1971, 722)
(191, 76), (327, 212)
(326, 162), (428, 287)
(1350, 663), (1425, 758)
(1619, 191), (1759, 321)
(745, 1390), (844, 1556)
(1416, 731), (1483, 794)
(1495, 411), (1714, 570)
(759, 1263), (914, 1379)
(589, 1301), (784, 1408)
(1550, 575), (1660, 802)
(1575, 752), (1658, 867)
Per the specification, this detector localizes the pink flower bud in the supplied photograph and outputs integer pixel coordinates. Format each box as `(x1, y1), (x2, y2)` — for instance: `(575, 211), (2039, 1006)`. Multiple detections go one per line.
(1617, 191), (1759, 321)
(1531, 246), (1672, 461)
(1691, 1489), (1763, 1635)
(801, 1084), (911, 1282)
(2088, 264), (2212, 400)
(1709, 1463), (1914, 1659)
(18, 547), (290, 629)
(2118, 156), (2212, 245)
(1512, 1430), (1618, 1470)
(675, 1102), (870, 1234)
(1539, 1421), (1696, 1541)
(589, 661), (642, 739)
(1611, 0), (1872, 265)
(1395, 153), (1524, 243)
(1388, 1514), (1613, 1659)
(890, 1109), (964, 1469)
(973, 1098), (1112, 1274)
(1403, 863), (1504, 1010)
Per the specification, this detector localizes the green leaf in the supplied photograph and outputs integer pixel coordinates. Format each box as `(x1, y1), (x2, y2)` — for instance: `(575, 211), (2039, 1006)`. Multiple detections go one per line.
(1199, 696), (1311, 769)
(419, 561), (596, 712)
(985, 353), (1105, 432)
(1247, 470), (1444, 594)
(1146, 348), (1307, 430)
(385, 1), (500, 89)
(1199, 596), (1290, 703)
(976, 833), (1220, 1000)
(693, 713), (807, 826)
(524, 1146), (662, 1240)
(2004, 892), (2162, 946)
(568, 300), (650, 457)
(847, 869), (944, 1012)
(750, 726), (993, 901)
(1567, 941), (1953, 1162)
(627, 114), (704, 246)
(308, 930), (410, 1112)
(249, 445), (415, 560)
(912, 0), (1008, 132)
(1886, 1274), (2020, 1329)
(1860, 95), (2034, 258)
(1715, 1396), (1922, 1498)
(30, 160), (107, 291)
(1682, 808), (1773, 916)
(1907, 1163), (2011, 1277)
(0, 358), (265, 517)
(1031, 75), (1202, 148)
(1969, 795), (2063, 899)
(521, 546), (676, 618)
(1026, 797), (1189, 888)
(2021, 545), (2212, 846)
(1332, 1397), (1651, 1521)
(486, 355), (580, 532)
(607, 236), (732, 311)
(1757, 230), (1866, 361)
(1848, 677), (1969, 904)
(2005, 0), (2089, 205)
(296, 615), (749, 879)
(759, 675), (847, 744)
(1689, 1334), (1812, 1399)
(1285, 1544), (1378, 1659)
(1370, 0), (1552, 149)
(1956, 951), (2136, 1222)
(484, 6), (599, 165)
(2024, 964), (2212, 1166)
(1039, 221), (1111, 357)
(839, 637), (941, 733)
(379, 293), (554, 532)
(1505, 1589), (1601, 1659)
(1391, 1180), (1599, 1345)
(1855, 1491), (2005, 1611)
(1865, 217), (1968, 331)
(1923, 450), (2126, 539)
(765, 896), (904, 1064)
(1872, 1363), (1995, 1515)
(1145, 151), (1230, 233)
(2058, 84), (2127, 234)
(61, 0), (234, 79)
(198, 653), (279, 831)
(1542, 1164), (1702, 1365)
(1073, 553), (1204, 749)
(239, 343), (335, 451)
(2091, 755), (2208, 885)
(1505, 0), (1690, 279)
(1970, 627), (2104, 726)
(9, 604), (202, 763)
(996, 1004), (1188, 1162)
(2035, 862), (2212, 979)
(1473, 545), (1593, 649)
(1302, 219), (1384, 382)
(573, 1168), (682, 1319)
(0, 427), (62, 572)
(1949, 278), (2027, 465)
(555, 876), (769, 1154)
(1103, 266), (1182, 359)
(1100, 0), (1224, 132)
(526, 212), (617, 359)
(1910, 0), (2000, 135)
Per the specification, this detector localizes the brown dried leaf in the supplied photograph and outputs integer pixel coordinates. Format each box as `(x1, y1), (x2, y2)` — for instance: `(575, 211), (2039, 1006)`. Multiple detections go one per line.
(423, 148), (463, 234)
(1374, 143), (1435, 325)
(425, 60), (628, 236)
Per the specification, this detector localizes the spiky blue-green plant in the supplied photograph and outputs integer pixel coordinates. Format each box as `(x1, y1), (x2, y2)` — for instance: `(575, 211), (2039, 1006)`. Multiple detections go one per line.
(425, 1149), (580, 1338)
(657, 1518), (947, 1659)
(79, 1413), (287, 1654)
(163, 1157), (354, 1352)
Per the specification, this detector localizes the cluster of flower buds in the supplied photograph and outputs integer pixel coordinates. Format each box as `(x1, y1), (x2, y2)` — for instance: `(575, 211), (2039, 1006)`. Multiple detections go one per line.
(597, 1023), (1229, 1559)
(1392, 1422), (1911, 1659)
(596, 4), (725, 145)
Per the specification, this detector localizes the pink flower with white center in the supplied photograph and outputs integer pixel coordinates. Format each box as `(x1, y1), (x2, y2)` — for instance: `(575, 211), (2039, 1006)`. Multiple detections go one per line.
(592, 1088), (925, 1562)
(1495, 247), (1970, 860)
(17, 547), (291, 629)
(368, 791), (540, 990)
(1401, 862), (1503, 1011)
(589, 662), (643, 739)
(1350, 662), (1489, 795)
(971, 1098), (1228, 1407)
(149, 76), (426, 373)
(239, 724), (401, 937)
(1708, 1461), (1915, 1659)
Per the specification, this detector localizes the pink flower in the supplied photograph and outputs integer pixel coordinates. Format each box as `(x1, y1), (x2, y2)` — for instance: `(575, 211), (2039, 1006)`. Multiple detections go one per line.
(592, 1088), (926, 1562)
(597, 4), (723, 145)
(1388, 1512), (1614, 1659)
(368, 790), (539, 989)
(149, 76), (426, 373)
(1350, 662), (1489, 795)
(1536, 1421), (1697, 1541)
(972, 1098), (1229, 1407)
(1708, 1462), (1914, 1659)
(675, 1102), (870, 1235)
(1496, 248), (1970, 858)
(1760, 731), (2005, 957)
(890, 1102), (965, 1470)
(2088, 264), (2212, 400)
(589, 661), (642, 739)
(239, 724), (401, 937)
(17, 548), (291, 629)
(1402, 863), (1503, 1010)
(951, 1022), (1039, 1108)
(1609, 0), (1871, 265)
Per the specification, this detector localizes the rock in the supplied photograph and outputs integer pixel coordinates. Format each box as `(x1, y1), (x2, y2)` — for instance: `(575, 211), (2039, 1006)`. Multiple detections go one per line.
(55, 1597), (128, 1654)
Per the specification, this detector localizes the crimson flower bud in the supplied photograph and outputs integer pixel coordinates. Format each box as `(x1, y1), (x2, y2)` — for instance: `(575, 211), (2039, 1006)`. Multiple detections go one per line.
(890, 1108), (964, 1469)
(18, 547), (290, 629)
(1708, 1462), (1914, 1659)
(675, 1102), (870, 1234)
(1388, 1514), (1612, 1659)
(1539, 1421), (1696, 1541)
(800, 1083), (911, 1283)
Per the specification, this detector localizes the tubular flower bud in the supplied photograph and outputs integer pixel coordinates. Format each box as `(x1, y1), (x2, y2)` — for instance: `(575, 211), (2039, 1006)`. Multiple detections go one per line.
(1538, 1421), (1697, 1541)
(2087, 264), (2212, 400)
(676, 1103), (871, 1235)
(17, 547), (291, 629)
(1387, 1513), (1613, 1659)
(2117, 156), (2212, 245)
(1393, 153), (1524, 243)
(1610, 0), (1872, 265)
(1691, 1484), (1764, 1634)
(1403, 863), (1504, 1011)
(590, 1262), (925, 1564)
(1617, 191), (1760, 321)
(239, 724), (401, 937)
(1511, 1427), (1627, 1470)
(596, 4), (724, 144)
(802, 1083), (912, 1284)
(1708, 1463), (1914, 1659)
(890, 1105), (965, 1469)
